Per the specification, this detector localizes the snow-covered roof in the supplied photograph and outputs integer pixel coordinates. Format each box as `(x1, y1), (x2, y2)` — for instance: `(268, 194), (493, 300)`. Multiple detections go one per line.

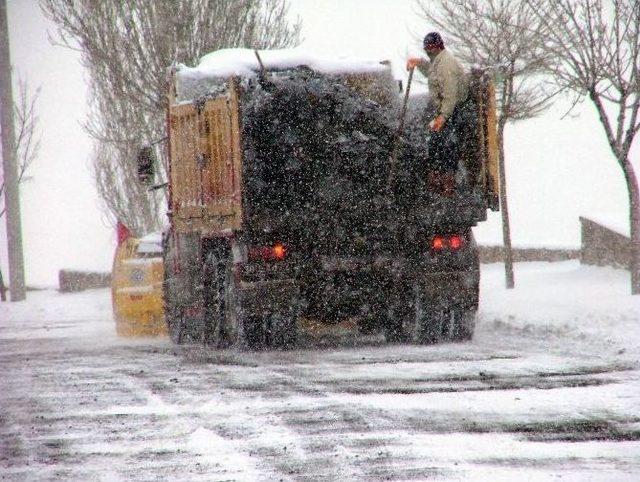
(136, 232), (162, 255)
(175, 48), (390, 102)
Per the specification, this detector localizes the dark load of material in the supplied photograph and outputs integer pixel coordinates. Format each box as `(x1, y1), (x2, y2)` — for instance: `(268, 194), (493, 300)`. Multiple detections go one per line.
(240, 67), (486, 257)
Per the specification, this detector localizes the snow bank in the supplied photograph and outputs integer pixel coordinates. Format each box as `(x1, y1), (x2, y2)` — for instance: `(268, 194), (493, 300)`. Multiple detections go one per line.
(0, 288), (113, 341)
(176, 47), (389, 101)
(478, 260), (640, 356)
(180, 47), (388, 78)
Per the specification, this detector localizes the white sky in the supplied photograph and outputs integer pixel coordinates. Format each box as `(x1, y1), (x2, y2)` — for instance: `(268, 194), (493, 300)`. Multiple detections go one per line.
(1, 0), (635, 286)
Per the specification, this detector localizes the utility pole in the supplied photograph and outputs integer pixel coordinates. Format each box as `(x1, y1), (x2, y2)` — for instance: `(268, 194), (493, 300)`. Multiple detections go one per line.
(0, 0), (26, 301)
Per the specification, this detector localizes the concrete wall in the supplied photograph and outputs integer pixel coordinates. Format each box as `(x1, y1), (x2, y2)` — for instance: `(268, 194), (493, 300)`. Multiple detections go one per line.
(580, 216), (630, 270)
(478, 246), (580, 264)
(59, 270), (111, 293)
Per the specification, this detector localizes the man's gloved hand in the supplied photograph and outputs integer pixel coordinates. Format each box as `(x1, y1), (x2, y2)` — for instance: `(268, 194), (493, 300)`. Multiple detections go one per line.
(429, 115), (445, 132)
(406, 57), (423, 71)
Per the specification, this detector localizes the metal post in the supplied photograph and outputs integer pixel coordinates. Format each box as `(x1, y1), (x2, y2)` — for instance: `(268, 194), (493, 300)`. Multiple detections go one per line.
(0, 0), (26, 301)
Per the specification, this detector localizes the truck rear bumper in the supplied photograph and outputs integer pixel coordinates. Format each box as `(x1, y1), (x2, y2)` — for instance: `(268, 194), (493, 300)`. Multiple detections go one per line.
(238, 279), (299, 316)
(416, 268), (479, 287)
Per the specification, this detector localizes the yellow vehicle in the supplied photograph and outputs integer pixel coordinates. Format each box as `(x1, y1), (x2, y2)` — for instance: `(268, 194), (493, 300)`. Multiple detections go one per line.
(111, 231), (166, 337)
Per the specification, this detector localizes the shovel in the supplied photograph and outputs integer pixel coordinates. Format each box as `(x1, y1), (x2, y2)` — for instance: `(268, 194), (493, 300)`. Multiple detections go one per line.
(388, 66), (415, 188)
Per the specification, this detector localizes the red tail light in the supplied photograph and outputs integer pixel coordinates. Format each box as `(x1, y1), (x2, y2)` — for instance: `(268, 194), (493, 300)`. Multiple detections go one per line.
(432, 236), (446, 250)
(449, 235), (463, 250)
(273, 243), (286, 260)
(248, 243), (287, 261)
(431, 234), (465, 252)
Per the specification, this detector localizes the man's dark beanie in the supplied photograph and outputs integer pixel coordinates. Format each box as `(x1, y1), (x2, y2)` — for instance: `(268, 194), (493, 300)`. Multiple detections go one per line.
(423, 32), (445, 49)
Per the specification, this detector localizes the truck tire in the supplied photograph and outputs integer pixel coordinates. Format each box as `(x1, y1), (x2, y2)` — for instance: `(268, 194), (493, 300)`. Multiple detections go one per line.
(390, 286), (477, 344)
(448, 305), (476, 341)
(163, 238), (180, 344)
(384, 293), (411, 343)
(265, 307), (298, 349)
(382, 285), (439, 344)
(243, 308), (298, 350)
(164, 232), (205, 345)
(417, 291), (478, 343)
(203, 247), (253, 349)
(164, 249), (200, 344)
(448, 268), (480, 341)
(203, 248), (298, 350)
(384, 287), (446, 344)
(413, 290), (444, 344)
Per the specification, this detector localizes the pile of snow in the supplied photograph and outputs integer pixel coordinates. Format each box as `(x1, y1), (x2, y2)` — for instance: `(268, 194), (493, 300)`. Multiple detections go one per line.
(176, 47), (389, 101)
(179, 47), (388, 78)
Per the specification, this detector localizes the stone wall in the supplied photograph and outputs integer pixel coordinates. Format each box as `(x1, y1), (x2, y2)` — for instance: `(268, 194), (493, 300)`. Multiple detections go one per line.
(478, 246), (580, 264)
(580, 216), (630, 269)
(59, 270), (111, 293)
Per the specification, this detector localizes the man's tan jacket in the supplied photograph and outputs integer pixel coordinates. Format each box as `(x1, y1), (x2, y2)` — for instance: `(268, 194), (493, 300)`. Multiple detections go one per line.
(417, 49), (469, 121)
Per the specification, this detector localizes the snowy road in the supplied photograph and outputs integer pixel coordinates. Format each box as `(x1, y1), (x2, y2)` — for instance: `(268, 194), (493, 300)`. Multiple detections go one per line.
(2, 261), (640, 481)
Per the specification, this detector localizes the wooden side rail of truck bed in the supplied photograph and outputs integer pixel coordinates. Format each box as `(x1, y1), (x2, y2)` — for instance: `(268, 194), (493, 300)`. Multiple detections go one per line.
(472, 69), (500, 211)
(167, 80), (243, 235)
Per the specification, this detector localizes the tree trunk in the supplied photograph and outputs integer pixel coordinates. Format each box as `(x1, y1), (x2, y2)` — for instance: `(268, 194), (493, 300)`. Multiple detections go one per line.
(0, 0), (26, 302)
(0, 265), (7, 301)
(624, 158), (640, 295)
(498, 119), (515, 289)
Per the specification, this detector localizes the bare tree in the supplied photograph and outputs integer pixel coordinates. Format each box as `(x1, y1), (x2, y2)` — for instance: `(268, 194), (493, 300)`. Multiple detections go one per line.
(526, 0), (640, 294)
(0, 79), (40, 218)
(0, 78), (40, 301)
(41, 0), (301, 235)
(416, 0), (556, 288)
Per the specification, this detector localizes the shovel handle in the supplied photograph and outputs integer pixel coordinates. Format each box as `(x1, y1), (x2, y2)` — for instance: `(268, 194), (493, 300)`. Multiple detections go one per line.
(397, 66), (415, 136)
(388, 67), (416, 188)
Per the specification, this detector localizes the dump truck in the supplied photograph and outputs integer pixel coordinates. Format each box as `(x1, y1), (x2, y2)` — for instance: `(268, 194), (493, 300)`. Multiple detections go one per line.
(138, 49), (499, 349)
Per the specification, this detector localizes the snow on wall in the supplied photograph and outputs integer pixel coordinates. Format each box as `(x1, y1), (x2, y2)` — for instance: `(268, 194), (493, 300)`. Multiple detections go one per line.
(176, 48), (389, 101)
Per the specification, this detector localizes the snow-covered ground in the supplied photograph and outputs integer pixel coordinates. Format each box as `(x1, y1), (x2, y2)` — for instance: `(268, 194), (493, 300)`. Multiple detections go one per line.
(1, 261), (639, 481)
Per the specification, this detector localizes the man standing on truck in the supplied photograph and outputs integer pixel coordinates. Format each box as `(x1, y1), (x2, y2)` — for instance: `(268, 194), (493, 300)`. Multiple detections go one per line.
(406, 32), (469, 195)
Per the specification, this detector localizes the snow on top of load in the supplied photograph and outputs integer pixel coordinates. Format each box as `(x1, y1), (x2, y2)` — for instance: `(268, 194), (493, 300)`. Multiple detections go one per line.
(177, 48), (388, 80)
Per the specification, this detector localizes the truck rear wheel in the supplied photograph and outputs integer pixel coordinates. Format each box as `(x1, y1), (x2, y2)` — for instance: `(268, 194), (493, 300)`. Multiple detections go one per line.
(417, 291), (478, 343)
(448, 305), (476, 341)
(203, 248), (247, 349)
(385, 284), (477, 344)
(265, 308), (298, 349)
(203, 247), (298, 350)
(384, 291), (411, 343)
(164, 232), (204, 345)
(164, 255), (202, 345)
(244, 301), (299, 350)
